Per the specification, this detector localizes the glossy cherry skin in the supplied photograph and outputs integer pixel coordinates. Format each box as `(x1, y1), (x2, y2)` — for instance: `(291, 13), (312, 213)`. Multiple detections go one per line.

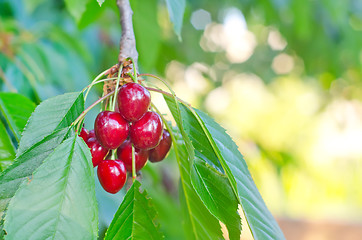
(149, 129), (172, 163)
(117, 83), (151, 122)
(88, 129), (95, 139)
(97, 160), (127, 194)
(130, 111), (163, 150)
(86, 137), (109, 167)
(117, 140), (148, 173)
(94, 111), (129, 149)
(79, 127), (89, 142)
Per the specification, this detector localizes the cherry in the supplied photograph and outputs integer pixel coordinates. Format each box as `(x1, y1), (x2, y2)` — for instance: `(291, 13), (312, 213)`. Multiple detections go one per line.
(130, 111), (163, 150)
(149, 129), (172, 163)
(117, 83), (151, 122)
(88, 129), (95, 139)
(94, 111), (129, 149)
(86, 137), (109, 167)
(117, 140), (148, 173)
(97, 160), (127, 194)
(79, 127), (89, 142)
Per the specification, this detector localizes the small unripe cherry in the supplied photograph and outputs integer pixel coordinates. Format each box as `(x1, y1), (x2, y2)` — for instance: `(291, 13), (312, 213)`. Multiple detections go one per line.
(117, 140), (148, 173)
(86, 137), (109, 167)
(97, 160), (127, 194)
(94, 111), (129, 149)
(117, 83), (151, 122)
(149, 129), (172, 163)
(130, 111), (163, 150)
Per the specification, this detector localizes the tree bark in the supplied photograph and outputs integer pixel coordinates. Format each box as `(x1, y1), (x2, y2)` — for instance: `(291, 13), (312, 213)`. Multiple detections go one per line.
(116, 0), (138, 72)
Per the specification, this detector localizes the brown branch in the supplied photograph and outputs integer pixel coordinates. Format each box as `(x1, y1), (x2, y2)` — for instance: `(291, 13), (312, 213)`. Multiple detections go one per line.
(116, 0), (138, 72)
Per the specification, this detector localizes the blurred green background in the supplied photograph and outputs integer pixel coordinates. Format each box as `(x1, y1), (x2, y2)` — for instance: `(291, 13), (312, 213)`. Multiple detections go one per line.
(1, 0), (362, 239)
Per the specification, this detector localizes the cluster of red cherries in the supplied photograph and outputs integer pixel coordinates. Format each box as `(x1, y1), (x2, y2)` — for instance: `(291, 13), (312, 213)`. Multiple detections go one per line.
(79, 82), (172, 194)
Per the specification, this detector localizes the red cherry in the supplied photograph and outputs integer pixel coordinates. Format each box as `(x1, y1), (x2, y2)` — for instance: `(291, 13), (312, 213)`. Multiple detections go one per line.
(149, 129), (172, 163)
(86, 137), (109, 167)
(130, 111), (163, 150)
(117, 140), (148, 173)
(79, 127), (89, 142)
(97, 160), (127, 194)
(117, 83), (151, 122)
(94, 111), (129, 149)
(88, 129), (95, 139)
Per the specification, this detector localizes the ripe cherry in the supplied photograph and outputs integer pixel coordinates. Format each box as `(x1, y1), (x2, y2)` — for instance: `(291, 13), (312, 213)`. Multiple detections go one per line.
(86, 137), (109, 167)
(149, 129), (172, 163)
(88, 129), (95, 139)
(117, 140), (148, 173)
(117, 83), (151, 122)
(130, 111), (163, 150)
(97, 160), (127, 194)
(79, 127), (89, 142)
(94, 111), (129, 149)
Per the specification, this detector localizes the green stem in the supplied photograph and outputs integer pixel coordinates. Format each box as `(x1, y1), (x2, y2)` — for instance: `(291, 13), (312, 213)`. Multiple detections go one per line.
(131, 144), (136, 182)
(111, 65), (123, 111)
(73, 88), (117, 127)
(84, 69), (110, 101)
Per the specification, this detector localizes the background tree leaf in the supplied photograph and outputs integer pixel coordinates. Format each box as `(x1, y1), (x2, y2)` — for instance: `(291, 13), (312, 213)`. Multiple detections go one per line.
(104, 180), (163, 240)
(16, 92), (84, 157)
(165, 0), (185, 40)
(165, 96), (240, 239)
(4, 135), (98, 240)
(0, 93), (35, 142)
(64, 0), (90, 23)
(0, 121), (15, 172)
(131, 0), (161, 72)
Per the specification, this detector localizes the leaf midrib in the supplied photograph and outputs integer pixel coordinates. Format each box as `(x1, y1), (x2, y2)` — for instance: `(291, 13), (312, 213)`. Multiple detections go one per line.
(51, 137), (76, 240)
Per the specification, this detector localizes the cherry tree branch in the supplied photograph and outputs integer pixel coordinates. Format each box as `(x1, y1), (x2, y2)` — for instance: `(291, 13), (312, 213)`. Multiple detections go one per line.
(116, 0), (138, 72)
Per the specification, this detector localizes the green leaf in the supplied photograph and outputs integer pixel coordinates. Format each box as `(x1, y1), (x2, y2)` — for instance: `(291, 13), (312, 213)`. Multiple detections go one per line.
(0, 93), (35, 142)
(191, 159), (241, 240)
(165, 96), (238, 239)
(0, 121), (15, 172)
(0, 128), (70, 215)
(162, 117), (223, 239)
(65, 0), (90, 23)
(104, 180), (163, 240)
(17, 92), (84, 157)
(165, 0), (185, 40)
(164, 95), (285, 240)
(4, 135), (98, 239)
(131, 0), (161, 71)
(194, 109), (285, 239)
(96, 0), (105, 7)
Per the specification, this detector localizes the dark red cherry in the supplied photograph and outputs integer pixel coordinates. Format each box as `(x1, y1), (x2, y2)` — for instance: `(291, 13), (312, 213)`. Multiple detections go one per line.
(94, 111), (129, 149)
(117, 140), (148, 173)
(97, 160), (127, 194)
(79, 127), (89, 142)
(149, 129), (172, 163)
(88, 129), (95, 139)
(117, 83), (151, 122)
(130, 111), (163, 150)
(86, 137), (109, 167)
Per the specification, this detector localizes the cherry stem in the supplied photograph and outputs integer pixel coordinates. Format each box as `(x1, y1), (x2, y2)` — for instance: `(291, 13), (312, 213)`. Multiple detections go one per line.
(111, 65), (123, 111)
(131, 144), (136, 182)
(146, 87), (190, 107)
(84, 68), (110, 101)
(73, 88), (118, 127)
